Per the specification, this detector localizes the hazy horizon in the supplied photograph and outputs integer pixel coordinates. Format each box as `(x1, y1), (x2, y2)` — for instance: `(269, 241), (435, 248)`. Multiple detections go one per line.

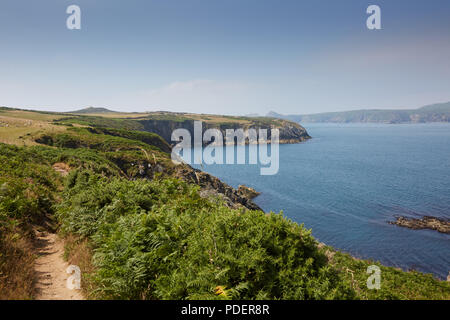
(1, 0), (450, 115)
(2, 99), (450, 117)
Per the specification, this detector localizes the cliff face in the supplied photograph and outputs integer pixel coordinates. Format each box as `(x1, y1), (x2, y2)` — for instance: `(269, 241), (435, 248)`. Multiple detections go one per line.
(138, 119), (194, 145)
(137, 118), (311, 146)
(174, 164), (262, 211)
(275, 121), (310, 143)
(115, 157), (262, 211)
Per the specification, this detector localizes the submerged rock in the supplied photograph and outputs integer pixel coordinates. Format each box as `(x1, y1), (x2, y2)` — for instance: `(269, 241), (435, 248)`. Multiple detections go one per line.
(389, 216), (450, 234)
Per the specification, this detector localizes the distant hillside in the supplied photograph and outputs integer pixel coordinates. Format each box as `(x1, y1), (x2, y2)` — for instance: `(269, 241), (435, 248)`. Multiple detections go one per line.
(69, 107), (117, 114)
(269, 102), (450, 124)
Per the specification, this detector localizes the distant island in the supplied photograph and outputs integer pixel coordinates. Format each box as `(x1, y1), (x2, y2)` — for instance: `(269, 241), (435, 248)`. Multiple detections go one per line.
(267, 102), (450, 124)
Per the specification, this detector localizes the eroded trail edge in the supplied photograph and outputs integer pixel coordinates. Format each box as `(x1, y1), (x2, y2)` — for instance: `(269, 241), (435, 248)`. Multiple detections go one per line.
(34, 231), (84, 300)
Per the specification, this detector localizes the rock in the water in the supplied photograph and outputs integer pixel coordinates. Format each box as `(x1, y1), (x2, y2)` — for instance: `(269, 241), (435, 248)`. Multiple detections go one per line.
(389, 216), (450, 234)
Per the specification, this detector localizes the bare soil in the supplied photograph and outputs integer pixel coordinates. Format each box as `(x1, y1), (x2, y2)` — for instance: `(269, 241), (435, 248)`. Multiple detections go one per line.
(34, 230), (84, 300)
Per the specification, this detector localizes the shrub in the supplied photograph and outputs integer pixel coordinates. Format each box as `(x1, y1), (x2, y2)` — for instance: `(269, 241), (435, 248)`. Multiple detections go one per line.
(57, 172), (354, 300)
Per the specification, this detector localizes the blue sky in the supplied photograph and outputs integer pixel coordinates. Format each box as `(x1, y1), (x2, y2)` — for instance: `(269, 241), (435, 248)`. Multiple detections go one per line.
(1, 0), (450, 115)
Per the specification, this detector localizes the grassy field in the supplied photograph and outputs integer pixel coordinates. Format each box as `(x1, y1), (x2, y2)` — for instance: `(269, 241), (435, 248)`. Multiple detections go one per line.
(0, 108), (66, 121)
(0, 113), (67, 146)
(67, 110), (281, 125)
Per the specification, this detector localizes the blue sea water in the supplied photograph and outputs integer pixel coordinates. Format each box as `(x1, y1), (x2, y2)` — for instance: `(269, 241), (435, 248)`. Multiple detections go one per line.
(191, 123), (450, 279)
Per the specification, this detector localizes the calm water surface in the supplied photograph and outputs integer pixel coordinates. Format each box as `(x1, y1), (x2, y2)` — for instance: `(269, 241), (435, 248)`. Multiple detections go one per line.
(192, 123), (450, 279)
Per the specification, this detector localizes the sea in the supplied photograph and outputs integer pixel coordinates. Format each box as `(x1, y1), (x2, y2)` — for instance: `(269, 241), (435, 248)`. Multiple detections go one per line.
(191, 123), (450, 279)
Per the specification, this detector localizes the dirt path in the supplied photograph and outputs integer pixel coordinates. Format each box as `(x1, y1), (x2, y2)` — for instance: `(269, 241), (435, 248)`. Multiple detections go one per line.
(34, 230), (84, 300)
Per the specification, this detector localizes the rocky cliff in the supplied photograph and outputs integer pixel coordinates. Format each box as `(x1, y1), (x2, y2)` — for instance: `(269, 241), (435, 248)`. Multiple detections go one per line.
(137, 116), (311, 146)
(174, 164), (262, 211)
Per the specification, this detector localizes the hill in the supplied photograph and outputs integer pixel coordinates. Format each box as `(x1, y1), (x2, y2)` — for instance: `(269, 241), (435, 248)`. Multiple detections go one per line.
(269, 102), (450, 124)
(69, 107), (117, 114)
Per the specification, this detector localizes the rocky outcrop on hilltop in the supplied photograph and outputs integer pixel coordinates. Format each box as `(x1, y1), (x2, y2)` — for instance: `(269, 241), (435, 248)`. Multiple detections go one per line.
(389, 216), (450, 234)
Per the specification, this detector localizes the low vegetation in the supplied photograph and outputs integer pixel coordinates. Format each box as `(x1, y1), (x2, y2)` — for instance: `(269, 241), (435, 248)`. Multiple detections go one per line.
(57, 173), (354, 299)
(0, 108), (449, 300)
(0, 144), (63, 299)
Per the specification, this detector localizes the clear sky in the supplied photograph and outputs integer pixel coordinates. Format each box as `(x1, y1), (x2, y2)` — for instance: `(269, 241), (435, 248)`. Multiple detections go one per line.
(1, 0), (450, 115)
